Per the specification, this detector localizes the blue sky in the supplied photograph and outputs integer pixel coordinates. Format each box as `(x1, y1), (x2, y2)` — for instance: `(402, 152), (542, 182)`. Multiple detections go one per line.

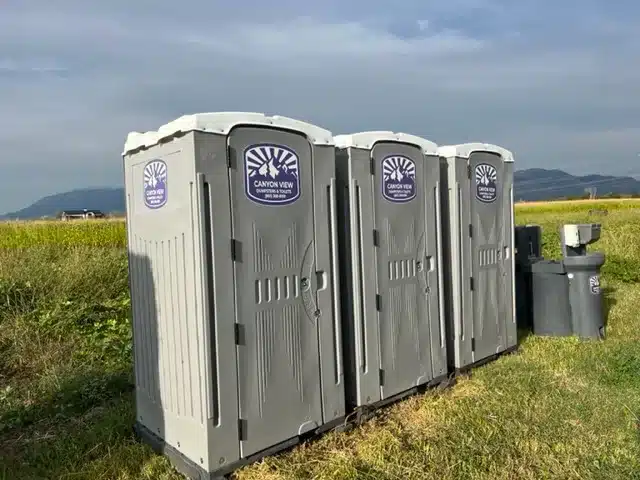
(1, 1), (638, 212)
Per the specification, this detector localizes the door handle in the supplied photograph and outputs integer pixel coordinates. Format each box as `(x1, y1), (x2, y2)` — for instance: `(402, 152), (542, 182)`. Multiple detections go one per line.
(300, 241), (320, 321)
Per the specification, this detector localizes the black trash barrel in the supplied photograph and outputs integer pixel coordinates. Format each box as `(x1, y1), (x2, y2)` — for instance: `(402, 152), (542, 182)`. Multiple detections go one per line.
(564, 252), (606, 339)
(530, 260), (573, 337)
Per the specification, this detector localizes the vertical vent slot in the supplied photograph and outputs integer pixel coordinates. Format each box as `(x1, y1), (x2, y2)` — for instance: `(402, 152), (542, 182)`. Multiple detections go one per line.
(327, 181), (342, 384)
(457, 184), (464, 341)
(355, 184), (367, 372)
(202, 180), (219, 425)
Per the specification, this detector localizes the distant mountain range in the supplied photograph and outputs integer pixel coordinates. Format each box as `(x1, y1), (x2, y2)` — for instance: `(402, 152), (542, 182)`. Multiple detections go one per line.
(1, 168), (640, 219)
(0, 188), (126, 220)
(513, 168), (640, 202)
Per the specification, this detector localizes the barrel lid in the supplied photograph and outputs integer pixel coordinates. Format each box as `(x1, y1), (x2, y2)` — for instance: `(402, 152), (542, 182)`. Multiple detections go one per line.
(516, 255), (545, 271)
(530, 259), (566, 274)
(562, 252), (606, 268)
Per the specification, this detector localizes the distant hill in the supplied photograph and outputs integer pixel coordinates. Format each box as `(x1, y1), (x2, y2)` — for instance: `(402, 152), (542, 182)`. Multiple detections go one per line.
(514, 169), (640, 201)
(0, 188), (125, 220)
(1, 169), (640, 219)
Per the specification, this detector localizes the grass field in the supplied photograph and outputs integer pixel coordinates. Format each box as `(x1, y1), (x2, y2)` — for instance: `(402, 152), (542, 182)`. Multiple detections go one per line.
(1, 199), (640, 479)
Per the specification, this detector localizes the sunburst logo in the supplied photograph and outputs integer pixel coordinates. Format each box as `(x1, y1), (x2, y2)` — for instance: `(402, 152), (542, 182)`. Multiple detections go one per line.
(474, 163), (498, 203)
(244, 144), (300, 205)
(382, 155), (416, 203)
(143, 159), (167, 209)
(589, 275), (600, 295)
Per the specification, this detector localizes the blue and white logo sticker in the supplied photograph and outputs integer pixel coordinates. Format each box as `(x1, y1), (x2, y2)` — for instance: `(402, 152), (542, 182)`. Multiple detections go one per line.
(382, 155), (416, 203)
(143, 159), (167, 209)
(475, 163), (498, 203)
(244, 144), (300, 206)
(589, 275), (600, 295)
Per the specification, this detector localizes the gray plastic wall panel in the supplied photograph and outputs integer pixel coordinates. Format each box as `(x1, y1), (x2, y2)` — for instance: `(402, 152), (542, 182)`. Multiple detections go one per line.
(439, 158), (455, 368)
(443, 155), (474, 369)
(193, 132), (242, 471)
(334, 149), (357, 408)
(124, 134), (218, 471)
(310, 144), (346, 424)
(337, 146), (382, 408)
(425, 153), (447, 379)
(503, 161), (517, 349)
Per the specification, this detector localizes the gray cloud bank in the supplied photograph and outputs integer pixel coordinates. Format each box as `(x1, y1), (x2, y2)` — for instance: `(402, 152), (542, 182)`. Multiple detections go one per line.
(0, 1), (638, 211)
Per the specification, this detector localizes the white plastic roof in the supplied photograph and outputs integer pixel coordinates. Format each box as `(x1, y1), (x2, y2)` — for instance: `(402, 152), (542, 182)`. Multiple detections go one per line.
(437, 143), (514, 163)
(123, 112), (334, 155)
(333, 131), (438, 155)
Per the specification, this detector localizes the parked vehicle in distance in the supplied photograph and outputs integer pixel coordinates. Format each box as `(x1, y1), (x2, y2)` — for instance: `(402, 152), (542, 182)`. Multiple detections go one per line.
(57, 209), (106, 221)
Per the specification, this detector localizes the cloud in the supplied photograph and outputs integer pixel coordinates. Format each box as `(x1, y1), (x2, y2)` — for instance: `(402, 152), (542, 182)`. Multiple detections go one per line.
(0, 59), (67, 74)
(0, 1), (639, 212)
(180, 18), (484, 60)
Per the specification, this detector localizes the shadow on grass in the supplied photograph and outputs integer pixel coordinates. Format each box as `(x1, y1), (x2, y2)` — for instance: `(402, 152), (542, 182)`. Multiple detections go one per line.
(595, 340), (640, 390)
(0, 338), (18, 384)
(0, 371), (133, 435)
(0, 371), (154, 480)
(0, 252), (169, 480)
(602, 286), (616, 328)
(517, 328), (532, 344)
(602, 255), (640, 284)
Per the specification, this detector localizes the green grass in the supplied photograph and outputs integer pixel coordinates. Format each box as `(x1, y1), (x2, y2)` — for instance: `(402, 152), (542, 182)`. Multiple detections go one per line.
(1, 202), (640, 479)
(0, 219), (126, 249)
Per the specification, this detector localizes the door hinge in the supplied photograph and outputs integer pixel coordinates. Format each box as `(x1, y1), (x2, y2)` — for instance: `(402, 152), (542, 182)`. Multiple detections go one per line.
(226, 146), (234, 169)
(471, 337), (476, 352)
(375, 294), (382, 311)
(379, 368), (385, 386)
(369, 157), (375, 175)
(238, 418), (247, 441)
(230, 239), (240, 261)
(234, 323), (244, 345)
(470, 277), (474, 291)
(468, 224), (473, 238)
(373, 229), (380, 247)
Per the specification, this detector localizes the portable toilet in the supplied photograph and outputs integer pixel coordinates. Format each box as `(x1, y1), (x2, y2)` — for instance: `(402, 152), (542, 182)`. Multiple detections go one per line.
(334, 131), (448, 415)
(122, 112), (345, 479)
(438, 143), (517, 372)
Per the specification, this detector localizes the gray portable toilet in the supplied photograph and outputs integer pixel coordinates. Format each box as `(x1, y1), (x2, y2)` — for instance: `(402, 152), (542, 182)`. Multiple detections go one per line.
(122, 112), (345, 479)
(438, 143), (517, 372)
(334, 131), (448, 415)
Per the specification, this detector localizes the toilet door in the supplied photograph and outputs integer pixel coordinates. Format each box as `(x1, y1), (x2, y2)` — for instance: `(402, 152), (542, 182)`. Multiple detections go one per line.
(371, 141), (433, 399)
(227, 126), (323, 456)
(469, 151), (509, 359)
